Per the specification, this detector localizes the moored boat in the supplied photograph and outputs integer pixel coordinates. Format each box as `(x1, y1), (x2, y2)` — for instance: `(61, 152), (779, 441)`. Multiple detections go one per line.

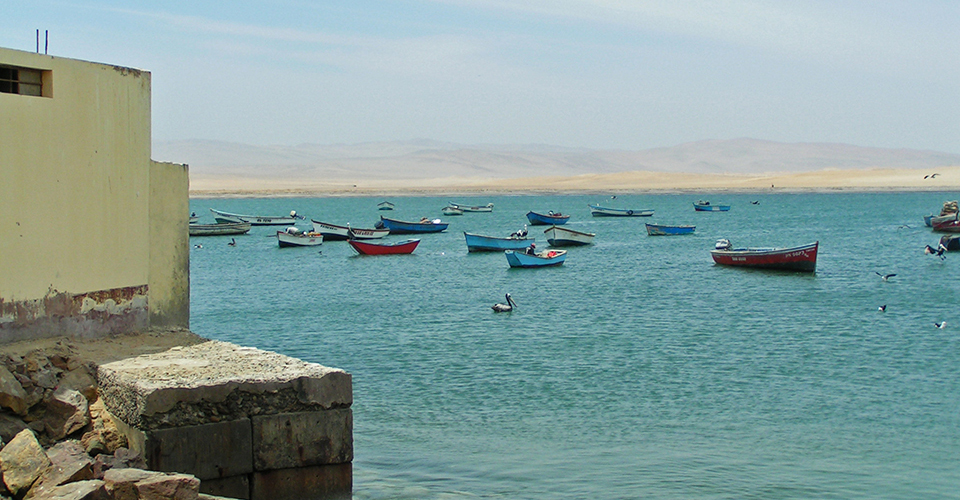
(588, 204), (654, 217)
(188, 222), (252, 236)
(377, 201), (395, 211)
(311, 220), (389, 241)
(710, 239), (818, 272)
(442, 206), (465, 216)
(923, 214), (936, 227)
(645, 223), (696, 236)
(526, 211), (570, 225)
(939, 234), (960, 251)
(348, 238), (420, 255)
(693, 201), (730, 212)
(504, 248), (567, 268)
(277, 227), (323, 247)
(210, 208), (301, 226)
(449, 202), (494, 212)
(463, 231), (533, 252)
(544, 225), (594, 246)
(932, 217), (960, 233)
(376, 216), (448, 234)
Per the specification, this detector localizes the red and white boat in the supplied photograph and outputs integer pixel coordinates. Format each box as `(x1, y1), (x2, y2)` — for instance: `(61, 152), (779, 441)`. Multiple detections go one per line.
(348, 238), (420, 255)
(710, 239), (818, 272)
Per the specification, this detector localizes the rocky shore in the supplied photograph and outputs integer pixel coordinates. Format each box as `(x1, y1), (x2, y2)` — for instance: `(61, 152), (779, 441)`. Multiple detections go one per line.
(0, 331), (230, 500)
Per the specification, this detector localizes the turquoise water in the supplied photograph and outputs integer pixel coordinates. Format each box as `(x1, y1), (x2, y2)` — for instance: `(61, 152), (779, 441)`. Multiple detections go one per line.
(189, 193), (960, 500)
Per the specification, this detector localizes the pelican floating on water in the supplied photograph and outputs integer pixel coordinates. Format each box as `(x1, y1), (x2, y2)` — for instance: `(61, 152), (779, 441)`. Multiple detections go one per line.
(228, 238), (237, 247)
(492, 293), (517, 313)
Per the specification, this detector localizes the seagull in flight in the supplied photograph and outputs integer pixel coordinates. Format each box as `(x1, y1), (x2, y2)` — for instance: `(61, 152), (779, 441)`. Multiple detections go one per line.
(193, 244), (202, 249)
(925, 244), (947, 260)
(875, 272), (896, 281)
(751, 201), (760, 205)
(935, 321), (947, 329)
(878, 305), (886, 312)
(924, 173), (940, 179)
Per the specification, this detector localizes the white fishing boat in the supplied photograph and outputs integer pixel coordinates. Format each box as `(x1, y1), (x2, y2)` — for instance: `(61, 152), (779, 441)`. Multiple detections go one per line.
(449, 202), (494, 212)
(210, 208), (301, 226)
(276, 227), (323, 247)
(544, 225), (595, 246)
(311, 220), (389, 241)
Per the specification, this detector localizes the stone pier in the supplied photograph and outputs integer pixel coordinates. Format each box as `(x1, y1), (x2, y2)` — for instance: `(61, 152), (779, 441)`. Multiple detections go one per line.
(96, 341), (353, 500)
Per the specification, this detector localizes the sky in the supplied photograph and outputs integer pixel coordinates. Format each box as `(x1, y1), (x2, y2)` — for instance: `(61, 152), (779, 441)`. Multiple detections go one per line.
(4, 1), (959, 153)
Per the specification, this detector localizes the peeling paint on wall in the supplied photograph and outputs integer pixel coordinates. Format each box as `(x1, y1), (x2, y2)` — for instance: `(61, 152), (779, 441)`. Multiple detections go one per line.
(0, 285), (149, 343)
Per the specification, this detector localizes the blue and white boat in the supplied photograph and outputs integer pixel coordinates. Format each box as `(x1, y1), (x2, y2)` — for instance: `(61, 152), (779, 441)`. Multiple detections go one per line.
(505, 249), (567, 268)
(463, 232), (533, 252)
(376, 216), (448, 234)
(526, 211), (570, 225)
(645, 223), (696, 236)
(693, 200), (730, 212)
(588, 204), (654, 217)
(449, 202), (494, 213)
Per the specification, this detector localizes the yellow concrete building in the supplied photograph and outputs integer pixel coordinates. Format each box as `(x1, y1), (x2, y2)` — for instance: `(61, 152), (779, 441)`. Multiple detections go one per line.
(0, 46), (189, 343)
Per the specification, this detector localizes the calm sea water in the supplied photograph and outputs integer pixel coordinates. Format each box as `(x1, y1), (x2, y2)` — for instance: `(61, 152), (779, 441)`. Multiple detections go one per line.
(189, 193), (960, 500)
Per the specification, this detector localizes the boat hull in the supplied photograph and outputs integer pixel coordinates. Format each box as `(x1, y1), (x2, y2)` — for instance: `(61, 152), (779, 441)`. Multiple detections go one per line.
(588, 204), (654, 217)
(932, 216), (960, 232)
(544, 225), (594, 246)
(710, 242), (818, 272)
(645, 223), (695, 236)
(442, 206), (464, 216)
(505, 250), (567, 268)
(210, 208), (296, 225)
(378, 216), (448, 234)
(189, 222), (252, 236)
(463, 232), (533, 252)
(450, 202), (494, 212)
(694, 203), (730, 212)
(940, 234), (960, 251)
(349, 238), (420, 255)
(526, 211), (570, 225)
(311, 220), (389, 241)
(377, 202), (395, 211)
(277, 231), (323, 247)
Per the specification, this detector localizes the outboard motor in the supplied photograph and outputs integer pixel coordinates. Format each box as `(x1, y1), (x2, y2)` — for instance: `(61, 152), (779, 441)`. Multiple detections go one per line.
(715, 239), (732, 250)
(285, 226), (302, 235)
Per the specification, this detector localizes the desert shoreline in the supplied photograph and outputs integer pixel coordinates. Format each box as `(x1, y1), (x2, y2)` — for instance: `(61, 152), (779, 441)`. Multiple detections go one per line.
(188, 166), (960, 198)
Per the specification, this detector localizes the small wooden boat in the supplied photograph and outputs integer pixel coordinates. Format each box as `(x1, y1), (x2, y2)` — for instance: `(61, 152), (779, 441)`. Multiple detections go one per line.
(526, 211), (570, 226)
(442, 206), (465, 216)
(377, 201), (395, 211)
(939, 234), (960, 251)
(587, 204), (654, 217)
(693, 201), (730, 212)
(449, 202), (494, 213)
(277, 228), (323, 247)
(311, 220), (389, 241)
(932, 217), (960, 233)
(188, 222), (252, 236)
(376, 216), (448, 234)
(189, 213), (200, 224)
(210, 208), (300, 226)
(463, 232), (533, 252)
(645, 223), (696, 236)
(349, 238), (420, 255)
(544, 225), (594, 246)
(710, 239), (818, 272)
(505, 248), (567, 268)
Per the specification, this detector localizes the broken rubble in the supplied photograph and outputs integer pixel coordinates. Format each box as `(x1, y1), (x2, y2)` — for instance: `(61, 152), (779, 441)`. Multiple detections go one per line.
(0, 429), (52, 496)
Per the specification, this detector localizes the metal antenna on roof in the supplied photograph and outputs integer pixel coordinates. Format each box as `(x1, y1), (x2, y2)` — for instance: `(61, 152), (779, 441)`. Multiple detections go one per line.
(36, 29), (39, 53)
(45, 30), (48, 54)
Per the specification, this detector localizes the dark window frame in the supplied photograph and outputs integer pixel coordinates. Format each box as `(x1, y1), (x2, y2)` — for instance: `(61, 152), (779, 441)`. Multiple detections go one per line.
(0, 65), (45, 97)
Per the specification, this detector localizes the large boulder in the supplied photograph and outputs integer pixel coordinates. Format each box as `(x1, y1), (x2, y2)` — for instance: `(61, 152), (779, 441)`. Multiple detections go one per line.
(28, 479), (108, 500)
(135, 473), (200, 500)
(0, 429), (52, 496)
(0, 414), (28, 444)
(0, 366), (28, 416)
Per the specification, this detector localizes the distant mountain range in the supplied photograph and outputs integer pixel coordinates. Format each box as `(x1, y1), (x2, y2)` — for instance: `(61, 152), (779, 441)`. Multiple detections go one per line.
(154, 138), (960, 181)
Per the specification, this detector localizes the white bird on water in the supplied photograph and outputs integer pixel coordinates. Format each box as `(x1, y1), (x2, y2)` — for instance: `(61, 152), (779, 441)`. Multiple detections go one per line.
(935, 321), (947, 329)
(878, 305), (886, 312)
(492, 293), (517, 313)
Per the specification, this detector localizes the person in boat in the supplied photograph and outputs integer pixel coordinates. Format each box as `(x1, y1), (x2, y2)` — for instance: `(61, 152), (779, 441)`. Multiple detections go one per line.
(525, 243), (537, 255)
(420, 217), (430, 223)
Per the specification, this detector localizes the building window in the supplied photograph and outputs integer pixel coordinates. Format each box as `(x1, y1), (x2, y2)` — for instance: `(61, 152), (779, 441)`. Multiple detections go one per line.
(0, 65), (45, 96)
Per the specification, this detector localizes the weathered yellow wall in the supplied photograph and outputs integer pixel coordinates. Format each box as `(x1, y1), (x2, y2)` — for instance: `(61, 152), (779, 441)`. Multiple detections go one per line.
(149, 160), (190, 328)
(0, 47), (188, 340)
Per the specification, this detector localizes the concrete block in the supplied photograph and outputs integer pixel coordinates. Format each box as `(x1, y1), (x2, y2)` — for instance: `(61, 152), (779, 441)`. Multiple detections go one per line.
(199, 474), (249, 500)
(144, 420), (253, 481)
(97, 341), (351, 430)
(250, 464), (351, 500)
(252, 409), (352, 471)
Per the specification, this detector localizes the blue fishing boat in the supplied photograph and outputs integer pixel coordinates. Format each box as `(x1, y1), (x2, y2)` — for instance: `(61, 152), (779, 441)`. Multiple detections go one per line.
(526, 211), (570, 225)
(463, 232), (533, 252)
(645, 223), (696, 236)
(588, 204), (654, 217)
(376, 216), (448, 234)
(505, 248), (567, 268)
(693, 200), (730, 212)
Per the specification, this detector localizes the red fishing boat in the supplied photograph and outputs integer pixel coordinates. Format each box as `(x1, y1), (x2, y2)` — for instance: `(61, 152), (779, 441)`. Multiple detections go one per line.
(348, 238), (420, 255)
(710, 239), (818, 272)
